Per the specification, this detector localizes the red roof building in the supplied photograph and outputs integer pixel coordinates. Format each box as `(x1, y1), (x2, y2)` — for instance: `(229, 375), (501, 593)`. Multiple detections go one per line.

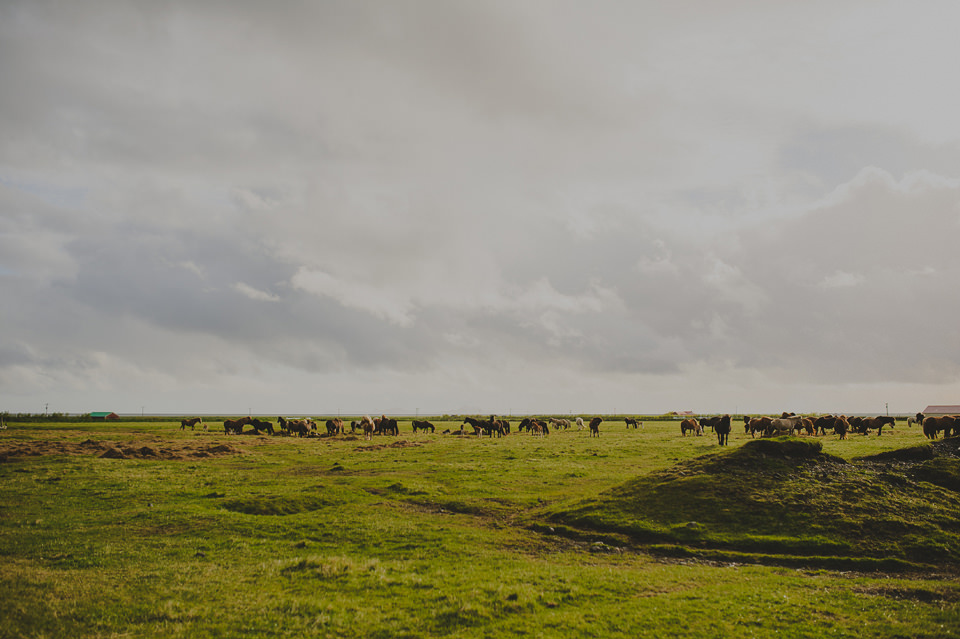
(922, 405), (960, 415)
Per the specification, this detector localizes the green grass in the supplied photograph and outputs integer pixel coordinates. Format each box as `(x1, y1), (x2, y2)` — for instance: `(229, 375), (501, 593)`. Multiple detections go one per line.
(0, 418), (958, 637)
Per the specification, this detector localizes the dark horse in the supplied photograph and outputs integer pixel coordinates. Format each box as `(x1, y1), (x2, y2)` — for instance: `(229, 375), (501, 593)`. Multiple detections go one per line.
(589, 417), (602, 437)
(715, 414), (732, 446)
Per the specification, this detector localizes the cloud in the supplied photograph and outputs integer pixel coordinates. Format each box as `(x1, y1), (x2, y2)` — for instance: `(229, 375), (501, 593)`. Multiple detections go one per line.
(233, 282), (279, 302)
(818, 270), (864, 289)
(4, 2), (960, 414)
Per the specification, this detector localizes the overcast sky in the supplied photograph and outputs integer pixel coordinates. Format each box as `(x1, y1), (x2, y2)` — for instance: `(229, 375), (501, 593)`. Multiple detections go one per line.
(3, 1), (960, 416)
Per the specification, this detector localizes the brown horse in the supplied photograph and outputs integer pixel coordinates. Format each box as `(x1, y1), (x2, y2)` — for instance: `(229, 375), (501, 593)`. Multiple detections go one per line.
(680, 418), (702, 436)
(224, 416), (252, 434)
(180, 417), (204, 431)
(589, 417), (602, 437)
(530, 420), (545, 438)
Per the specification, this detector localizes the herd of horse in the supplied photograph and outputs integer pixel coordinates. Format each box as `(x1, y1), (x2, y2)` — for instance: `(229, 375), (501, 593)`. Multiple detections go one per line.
(177, 414), (614, 439)
(176, 411), (956, 443)
(678, 411), (956, 445)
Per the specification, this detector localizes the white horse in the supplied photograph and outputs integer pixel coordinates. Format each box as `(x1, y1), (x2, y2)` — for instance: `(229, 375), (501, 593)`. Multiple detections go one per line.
(360, 415), (375, 440)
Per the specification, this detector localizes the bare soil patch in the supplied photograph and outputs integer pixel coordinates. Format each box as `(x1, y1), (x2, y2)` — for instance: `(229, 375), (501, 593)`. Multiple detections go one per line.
(0, 438), (243, 461)
(354, 439), (424, 452)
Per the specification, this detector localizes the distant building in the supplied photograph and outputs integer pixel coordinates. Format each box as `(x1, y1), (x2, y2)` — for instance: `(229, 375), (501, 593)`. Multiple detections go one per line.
(89, 412), (119, 420)
(922, 405), (960, 415)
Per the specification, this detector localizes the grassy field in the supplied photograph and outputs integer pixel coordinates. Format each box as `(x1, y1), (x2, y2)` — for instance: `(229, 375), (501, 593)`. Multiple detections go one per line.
(1, 416), (958, 638)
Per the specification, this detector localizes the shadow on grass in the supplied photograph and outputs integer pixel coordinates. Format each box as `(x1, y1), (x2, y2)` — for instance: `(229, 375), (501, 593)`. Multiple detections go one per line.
(540, 437), (960, 572)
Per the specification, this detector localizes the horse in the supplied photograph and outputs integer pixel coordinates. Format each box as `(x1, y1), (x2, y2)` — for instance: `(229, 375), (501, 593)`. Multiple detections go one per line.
(588, 417), (602, 437)
(325, 418), (344, 435)
(224, 416), (252, 435)
(699, 416), (722, 432)
(412, 420), (435, 433)
(360, 415), (375, 441)
(285, 419), (312, 437)
(855, 416), (895, 436)
(249, 419), (274, 435)
(625, 417), (642, 429)
(761, 416), (801, 438)
(376, 416), (399, 436)
(746, 417), (772, 438)
(575, 417), (585, 430)
(680, 418), (701, 437)
(180, 417), (204, 431)
(922, 415), (959, 439)
(463, 417), (489, 437)
(714, 414), (732, 445)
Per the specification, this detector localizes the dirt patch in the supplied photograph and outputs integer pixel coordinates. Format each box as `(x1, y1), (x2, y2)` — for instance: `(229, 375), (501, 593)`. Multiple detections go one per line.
(0, 439), (243, 462)
(354, 439), (423, 452)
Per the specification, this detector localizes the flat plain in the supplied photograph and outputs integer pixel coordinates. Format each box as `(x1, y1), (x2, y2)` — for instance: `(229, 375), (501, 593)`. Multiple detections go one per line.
(1, 416), (958, 638)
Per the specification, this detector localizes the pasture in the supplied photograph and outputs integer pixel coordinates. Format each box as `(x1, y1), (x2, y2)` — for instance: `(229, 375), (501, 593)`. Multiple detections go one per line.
(1, 416), (958, 638)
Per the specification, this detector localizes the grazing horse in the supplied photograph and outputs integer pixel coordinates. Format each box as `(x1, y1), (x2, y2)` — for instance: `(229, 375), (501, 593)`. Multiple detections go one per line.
(412, 420), (435, 433)
(377, 417), (400, 436)
(746, 417), (772, 438)
(625, 417), (642, 429)
(248, 419), (274, 435)
(680, 418), (702, 436)
(922, 415), (958, 440)
(518, 418), (545, 434)
(180, 417), (204, 431)
(832, 416), (850, 440)
(325, 418), (344, 435)
(463, 416), (481, 436)
(714, 414), (732, 445)
(530, 420), (545, 438)
(856, 416), (895, 436)
(224, 416), (252, 435)
(360, 415), (375, 441)
(763, 416), (800, 437)
(476, 415), (505, 438)
(463, 416), (495, 437)
(285, 419), (311, 437)
(588, 417), (602, 437)
(575, 417), (585, 430)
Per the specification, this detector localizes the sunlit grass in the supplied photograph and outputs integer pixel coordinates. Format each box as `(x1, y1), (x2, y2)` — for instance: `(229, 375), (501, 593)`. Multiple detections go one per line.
(0, 418), (958, 637)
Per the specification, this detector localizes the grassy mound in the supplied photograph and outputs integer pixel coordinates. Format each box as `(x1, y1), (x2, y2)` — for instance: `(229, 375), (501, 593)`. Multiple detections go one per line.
(547, 438), (960, 571)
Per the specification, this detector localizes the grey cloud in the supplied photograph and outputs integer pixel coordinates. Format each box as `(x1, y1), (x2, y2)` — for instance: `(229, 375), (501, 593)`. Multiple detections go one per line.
(5, 2), (960, 413)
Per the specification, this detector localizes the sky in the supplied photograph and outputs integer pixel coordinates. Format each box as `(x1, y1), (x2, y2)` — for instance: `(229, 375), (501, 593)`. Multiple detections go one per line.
(3, 1), (960, 417)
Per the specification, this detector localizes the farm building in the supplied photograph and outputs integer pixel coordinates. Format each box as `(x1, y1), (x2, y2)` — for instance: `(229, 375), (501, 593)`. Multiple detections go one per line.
(89, 412), (119, 420)
(922, 405), (960, 416)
